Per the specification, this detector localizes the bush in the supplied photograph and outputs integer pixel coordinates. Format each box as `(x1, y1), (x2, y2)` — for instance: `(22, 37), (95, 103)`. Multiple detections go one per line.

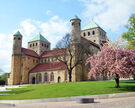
(0, 80), (5, 85)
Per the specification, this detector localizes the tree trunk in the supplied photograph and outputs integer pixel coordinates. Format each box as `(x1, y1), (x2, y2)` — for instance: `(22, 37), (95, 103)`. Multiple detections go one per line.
(133, 74), (135, 80)
(69, 71), (72, 82)
(115, 74), (120, 88)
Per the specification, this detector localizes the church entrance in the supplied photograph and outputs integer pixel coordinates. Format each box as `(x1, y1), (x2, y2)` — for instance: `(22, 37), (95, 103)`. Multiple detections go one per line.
(58, 76), (61, 83)
(32, 77), (36, 84)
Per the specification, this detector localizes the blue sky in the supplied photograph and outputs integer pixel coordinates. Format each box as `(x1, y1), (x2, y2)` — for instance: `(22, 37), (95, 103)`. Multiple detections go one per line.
(0, 0), (135, 73)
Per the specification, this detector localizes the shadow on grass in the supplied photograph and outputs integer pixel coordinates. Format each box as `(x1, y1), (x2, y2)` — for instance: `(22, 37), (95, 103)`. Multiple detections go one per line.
(118, 85), (135, 92)
(120, 81), (135, 83)
(12, 89), (33, 94)
(0, 89), (33, 95)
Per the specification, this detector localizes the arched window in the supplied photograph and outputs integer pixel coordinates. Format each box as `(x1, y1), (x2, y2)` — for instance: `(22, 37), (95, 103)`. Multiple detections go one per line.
(92, 31), (95, 35)
(42, 43), (43, 46)
(39, 73), (42, 83)
(47, 45), (48, 48)
(33, 43), (34, 47)
(30, 44), (32, 48)
(14, 37), (16, 40)
(44, 59), (46, 62)
(51, 72), (54, 81)
(94, 40), (96, 42)
(44, 44), (46, 47)
(36, 43), (37, 46)
(18, 37), (21, 40)
(41, 60), (43, 63)
(100, 31), (101, 35)
(65, 71), (67, 81)
(88, 32), (90, 36)
(36, 60), (38, 63)
(72, 22), (75, 26)
(44, 72), (48, 82)
(33, 59), (35, 63)
(83, 32), (86, 36)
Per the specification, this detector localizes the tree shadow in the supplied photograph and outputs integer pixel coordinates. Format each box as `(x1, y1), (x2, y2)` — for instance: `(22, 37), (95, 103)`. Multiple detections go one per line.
(0, 89), (33, 95)
(12, 89), (33, 94)
(118, 85), (135, 92)
(120, 81), (135, 83)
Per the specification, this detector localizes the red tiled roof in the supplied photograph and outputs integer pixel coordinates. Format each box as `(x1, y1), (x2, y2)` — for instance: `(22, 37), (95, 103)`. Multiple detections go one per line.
(29, 62), (66, 73)
(41, 48), (66, 57)
(22, 48), (39, 57)
(81, 37), (100, 49)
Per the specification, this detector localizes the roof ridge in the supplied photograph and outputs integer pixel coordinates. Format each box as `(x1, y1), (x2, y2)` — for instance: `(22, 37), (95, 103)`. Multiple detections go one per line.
(81, 37), (100, 49)
(14, 31), (22, 36)
(82, 20), (100, 30)
(29, 33), (50, 43)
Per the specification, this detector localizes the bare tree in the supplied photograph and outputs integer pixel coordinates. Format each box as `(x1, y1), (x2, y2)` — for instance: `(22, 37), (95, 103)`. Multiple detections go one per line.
(54, 33), (93, 82)
(106, 36), (128, 49)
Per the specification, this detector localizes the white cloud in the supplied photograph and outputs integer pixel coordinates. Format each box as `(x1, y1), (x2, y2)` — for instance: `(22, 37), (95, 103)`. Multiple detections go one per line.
(0, 16), (69, 73)
(80, 0), (135, 32)
(46, 10), (52, 15)
(20, 19), (37, 36)
(40, 16), (69, 44)
(0, 33), (12, 72)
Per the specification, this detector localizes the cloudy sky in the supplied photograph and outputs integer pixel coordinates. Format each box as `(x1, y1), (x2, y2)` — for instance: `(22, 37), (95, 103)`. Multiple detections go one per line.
(0, 0), (135, 73)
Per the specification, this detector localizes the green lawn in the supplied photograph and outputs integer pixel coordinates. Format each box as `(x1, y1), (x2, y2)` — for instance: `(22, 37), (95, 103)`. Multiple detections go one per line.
(0, 80), (135, 100)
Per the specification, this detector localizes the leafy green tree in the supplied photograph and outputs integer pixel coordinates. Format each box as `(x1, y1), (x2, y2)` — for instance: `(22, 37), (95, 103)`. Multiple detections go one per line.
(0, 73), (9, 85)
(122, 14), (135, 49)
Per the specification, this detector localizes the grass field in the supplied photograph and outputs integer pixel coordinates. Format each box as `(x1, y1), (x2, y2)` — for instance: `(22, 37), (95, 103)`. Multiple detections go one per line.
(0, 80), (135, 100)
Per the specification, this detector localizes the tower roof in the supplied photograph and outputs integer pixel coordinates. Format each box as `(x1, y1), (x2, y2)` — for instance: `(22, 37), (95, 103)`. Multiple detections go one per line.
(29, 33), (50, 43)
(14, 31), (22, 36)
(70, 15), (80, 20)
(82, 20), (100, 30)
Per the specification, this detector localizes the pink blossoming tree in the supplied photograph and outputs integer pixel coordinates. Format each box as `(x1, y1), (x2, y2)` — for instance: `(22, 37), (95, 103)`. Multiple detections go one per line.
(86, 45), (135, 88)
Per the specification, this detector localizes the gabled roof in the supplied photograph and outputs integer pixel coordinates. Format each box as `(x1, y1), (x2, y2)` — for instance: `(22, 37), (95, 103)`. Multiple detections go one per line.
(14, 31), (22, 36)
(82, 20), (100, 30)
(41, 48), (66, 58)
(29, 62), (66, 73)
(81, 37), (100, 49)
(22, 48), (39, 57)
(29, 33), (50, 43)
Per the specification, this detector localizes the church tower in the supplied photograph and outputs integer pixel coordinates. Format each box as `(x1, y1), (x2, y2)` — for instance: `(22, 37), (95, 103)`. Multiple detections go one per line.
(70, 15), (81, 44)
(9, 31), (22, 85)
(28, 33), (50, 55)
(70, 15), (83, 82)
(81, 20), (107, 45)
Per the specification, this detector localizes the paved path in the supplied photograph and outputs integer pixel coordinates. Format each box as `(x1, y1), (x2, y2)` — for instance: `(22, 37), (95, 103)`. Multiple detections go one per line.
(1, 96), (135, 108)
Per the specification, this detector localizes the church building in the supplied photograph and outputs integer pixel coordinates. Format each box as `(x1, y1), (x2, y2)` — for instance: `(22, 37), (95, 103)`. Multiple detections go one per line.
(8, 15), (107, 85)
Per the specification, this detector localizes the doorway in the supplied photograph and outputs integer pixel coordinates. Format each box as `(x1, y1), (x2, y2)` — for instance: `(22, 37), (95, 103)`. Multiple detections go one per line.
(58, 76), (61, 83)
(32, 77), (36, 84)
